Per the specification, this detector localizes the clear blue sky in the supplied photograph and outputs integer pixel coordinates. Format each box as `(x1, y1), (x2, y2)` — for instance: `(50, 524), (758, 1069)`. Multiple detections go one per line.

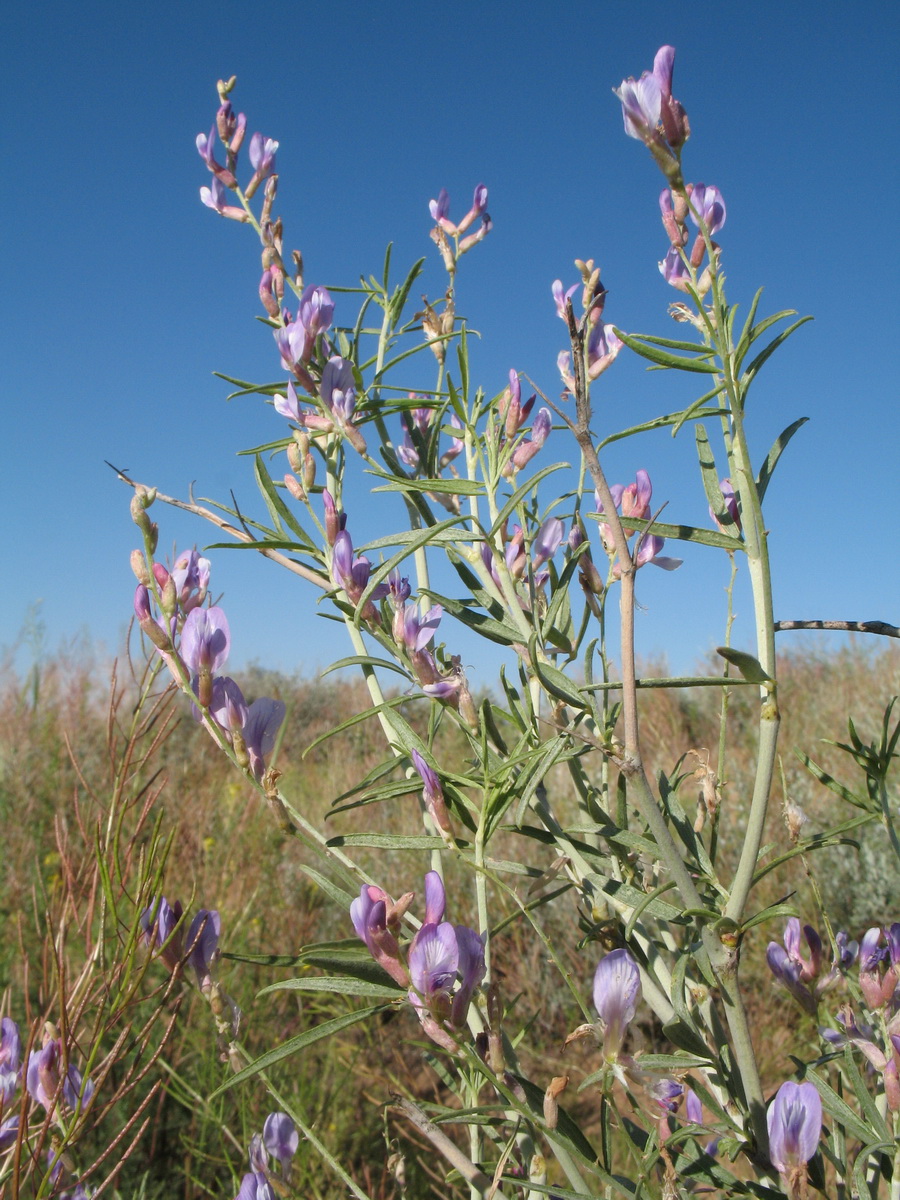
(4, 0), (899, 681)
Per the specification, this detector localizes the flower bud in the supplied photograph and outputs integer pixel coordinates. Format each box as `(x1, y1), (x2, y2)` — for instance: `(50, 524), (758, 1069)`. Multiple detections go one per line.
(284, 473), (305, 501)
(131, 549), (151, 585)
(303, 452), (316, 491)
(286, 443), (303, 474)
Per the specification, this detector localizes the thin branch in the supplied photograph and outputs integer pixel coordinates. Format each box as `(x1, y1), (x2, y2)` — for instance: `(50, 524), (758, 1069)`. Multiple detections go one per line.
(393, 1097), (513, 1200)
(108, 466), (328, 590)
(775, 619), (899, 639)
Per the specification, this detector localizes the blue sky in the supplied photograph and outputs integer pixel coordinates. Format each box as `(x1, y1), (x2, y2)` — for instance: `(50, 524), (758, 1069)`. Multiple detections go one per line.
(4, 0), (899, 682)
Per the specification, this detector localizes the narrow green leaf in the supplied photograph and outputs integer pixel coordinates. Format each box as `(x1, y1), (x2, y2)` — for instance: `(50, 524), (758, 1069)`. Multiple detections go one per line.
(734, 286), (764, 367)
(488, 463), (571, 538)
(424, 591), (522, 646)
(302, 696), (412, 757)
(585, 512), (741, 552)
(695, 425), (740, 538)
(613, 328), (719, 374)
(368, 469), (484, 496)
(320, 655), (412, 680)
(756, 416), (809, 503)
(806, 1068), (873, 1144)
(530, 642), (587, 709)
(742, 315), (813, 383)
(597, 401), (725, 449)
(210, 1005), (390, 1097)
(457, 327), (469, 401)
(326, 833), (446, 850)
(259, 976), (402, 999)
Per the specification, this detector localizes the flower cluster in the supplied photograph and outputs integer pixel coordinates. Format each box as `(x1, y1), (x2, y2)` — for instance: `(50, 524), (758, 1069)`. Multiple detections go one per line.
(496, 371), (552, 476)
(766, 916), (856, 1014)
(553, 264), (624, 397)
(658, 182), (726, 295)
(614, 46), (689, 182)
(596, 471), (682, 574)
(196, 82), (278, 209)
(428, 184), (492, 271)
(234, 1111), (299, 1199)
(0, 1017), (96, 1194)
(132, 545), (285, 781)
(141, 897), (241, 1057)
(480, 516), (565, 615)
(351, 872), (485, 1053)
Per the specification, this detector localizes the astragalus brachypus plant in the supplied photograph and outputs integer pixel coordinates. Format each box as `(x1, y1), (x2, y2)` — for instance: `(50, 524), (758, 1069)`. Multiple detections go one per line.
(116, 46), (900, 1200)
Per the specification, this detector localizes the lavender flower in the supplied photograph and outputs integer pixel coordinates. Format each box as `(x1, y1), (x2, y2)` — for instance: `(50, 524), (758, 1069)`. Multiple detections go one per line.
(593, 948), (641, 1060)
(552, 279), (579, 320)
(689, 184), (726, 235)
(407, 878), (485, 1052)
(658, 247), (692, 291)
(262, 1111), (299, 1165)
(26, 1038), (94, 1112)
(186, 909), (221, 992)
(273, 285), (334, 377)
(767, 1081), (822, 1176)
(0, 1018), (20, 1108)
(181, 606), (230, 686)
(196, 125), (236, 188)
(411, 749), (451, 833)
(350, 884), (410, 987)
(199, 177), (249, 221)
(140, 896), (185, 971)
(615, 46), (688, 178)
(235, 1173), (276, 1200)
(242, 697), (286, 781)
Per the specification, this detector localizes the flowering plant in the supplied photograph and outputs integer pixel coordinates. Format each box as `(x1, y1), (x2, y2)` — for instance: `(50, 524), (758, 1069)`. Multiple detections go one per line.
(97, 51), (900, 1200)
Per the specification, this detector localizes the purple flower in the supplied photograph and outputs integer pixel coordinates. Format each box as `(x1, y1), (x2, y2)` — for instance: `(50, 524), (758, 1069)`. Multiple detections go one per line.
(552, 279), (579, 321)
(509, 408), (552, 473)
(593, 948), (641, 1060)
(610, 470), (653, 531)
(319, 356), (357, 423)
(0, 1018), (20, 1108)
(585, 322), (623, 380)
(330, 530), (388, 615)
(0, 1115), (19, 1151)
(26, 1039), (94, 1112)
(207, 676), (250, 736)
(659, 247), (692, 291)
(689, 184), (726, 235)
(429, 188), (452, 229)
(767, 1081), (822, 1175)
(171, 548), (211, 614)
(140, 896), (185, 971)
(249, 133), (278, 176)
(196, 125), (236, 188)
(274, 285), (334, 375)
(180, 606), (230, 676)
(235, 1173), (276, 1200)
(710, 478), (741, 534)
(242, 697), (286, 781)
(402, 604), (442, 653)
(411, 751), (450, 832)
(615, 46), (688, 171)
(350, 884), (409, 987)
(532, 517), (564, 570)
(186, 909), (220, 991)
(263, 1112), (299, 1164)
(633, 532), (682, 572)
(429, 184), (490, 238)
(407, 916), (485, 1051)
(199, 177), (248, 221)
